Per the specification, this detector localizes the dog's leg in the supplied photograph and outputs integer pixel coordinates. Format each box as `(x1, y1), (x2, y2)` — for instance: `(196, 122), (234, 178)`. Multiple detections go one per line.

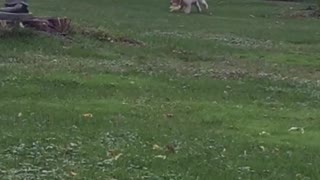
(183, 3), (192, 14)
(195, 1), (202, 13)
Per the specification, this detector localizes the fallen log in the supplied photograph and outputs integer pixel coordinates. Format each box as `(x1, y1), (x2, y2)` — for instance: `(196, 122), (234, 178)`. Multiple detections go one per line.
(0, 12), (71, 35)
(0, 11), (33, 21)
(23, 17), (71, 35)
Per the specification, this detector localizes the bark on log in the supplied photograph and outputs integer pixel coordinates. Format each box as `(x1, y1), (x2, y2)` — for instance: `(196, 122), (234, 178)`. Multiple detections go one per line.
(0, 13), (71, 35)
(0, 12), (32, 20)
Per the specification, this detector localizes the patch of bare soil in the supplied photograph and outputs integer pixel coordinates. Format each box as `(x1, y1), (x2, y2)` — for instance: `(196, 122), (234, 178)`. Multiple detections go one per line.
(264, 0), (320, 18)
(284, 7), (320, 18)
(84, 54), (320, 85)
(1, 22), (145, 47)
(72, 26), (145, 47)
(280, 5), (319, 18)
(265, 0), (300, 4)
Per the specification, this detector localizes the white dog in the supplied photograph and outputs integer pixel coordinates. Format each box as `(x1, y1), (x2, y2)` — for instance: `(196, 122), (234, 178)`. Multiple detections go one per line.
(170, 0), (209, 14)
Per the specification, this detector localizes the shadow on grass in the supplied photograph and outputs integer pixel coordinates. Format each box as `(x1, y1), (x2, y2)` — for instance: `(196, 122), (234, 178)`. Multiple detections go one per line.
(0, 28), (36, 39)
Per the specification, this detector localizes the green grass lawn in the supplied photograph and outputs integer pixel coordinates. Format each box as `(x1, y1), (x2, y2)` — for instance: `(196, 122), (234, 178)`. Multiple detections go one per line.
(1, 0), (320, 179)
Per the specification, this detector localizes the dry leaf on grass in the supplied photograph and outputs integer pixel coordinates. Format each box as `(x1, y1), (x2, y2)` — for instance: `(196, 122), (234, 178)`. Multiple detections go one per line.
(152, 144), (162, 150)
(259, 131), (270, 136)
(70, 142), (78, 147)
(82, 113), (93, 118)
(288, 127), (305, 134)
(259, 146), (265, 152)
(164, 113), (174, 118)
(154, 155), (167, 159)
(108, 150), (123, 161)
(113, 153), (123, 161)
(108, 149), (120, 156)
(165, 144), (176, 154)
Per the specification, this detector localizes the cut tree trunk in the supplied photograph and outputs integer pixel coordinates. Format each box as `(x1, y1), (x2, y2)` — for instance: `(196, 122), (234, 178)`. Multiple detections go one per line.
(0, 12), (32, 21)
(23, 17), (71, 35)
(0, 12), (71, 35)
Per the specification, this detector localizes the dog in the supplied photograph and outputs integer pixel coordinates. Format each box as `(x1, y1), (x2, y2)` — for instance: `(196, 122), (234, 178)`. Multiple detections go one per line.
(170, 0), (209, 14)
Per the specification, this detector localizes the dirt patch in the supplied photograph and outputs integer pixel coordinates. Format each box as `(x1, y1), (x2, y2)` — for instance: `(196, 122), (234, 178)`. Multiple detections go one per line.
(264, 0), (320, 18)
(1, 22), (145, 47)
(284, 8), (320, 18)
(71, 26), (145, 47)
(265, 0), (304, 2)
(264, 0), (303, 6)
(277, 4), (320, 18)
